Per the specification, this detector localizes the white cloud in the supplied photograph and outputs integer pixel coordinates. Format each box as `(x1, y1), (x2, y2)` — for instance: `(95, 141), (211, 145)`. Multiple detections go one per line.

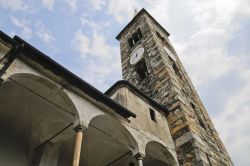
(236, 0), (250, 17)
(35, 21), (55, 44)
(41, 0), (54, 10)
(10, 16), (33, 39)
(89, 0), (106, 10)
(65, 0), (78, 11)
(172, 0), (250, 86)
(72, 29), (121, 90)
(74, 13), (112, 59)
(80, 14), (100, 30)
(175, 28), (236, 87)
(72, 30), (91, 57)
(73, 30), (116, 60)
(213, 69), (250, 166)
(108, 0), (139, 23)
(0, 0), (28, 11)
(145, 0), (169, 25)
(80, 59), (121, 91)
(107, 0), (169, 23)
(10, 17), (55, 44)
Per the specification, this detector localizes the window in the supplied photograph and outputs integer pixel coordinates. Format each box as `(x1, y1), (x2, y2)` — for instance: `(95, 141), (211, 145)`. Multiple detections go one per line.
(156, 31), (165, 42)
(128, 28), (143, 47)
(172, 63), (181, 78)
(135, 59), (148, 80)
(190, 102), (206, 129)
(149, 108), (156, 122)
(128, 38), (134, 48)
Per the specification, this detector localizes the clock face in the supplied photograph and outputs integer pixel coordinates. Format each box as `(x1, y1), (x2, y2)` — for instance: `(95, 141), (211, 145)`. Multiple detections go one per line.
(163, 47), (176, 61)
(130, 46), (145, 65)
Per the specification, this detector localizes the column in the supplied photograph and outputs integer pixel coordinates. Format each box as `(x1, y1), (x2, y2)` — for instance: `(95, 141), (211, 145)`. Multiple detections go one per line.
(72, 124), (86, 166)
(135, 153), (144, 166)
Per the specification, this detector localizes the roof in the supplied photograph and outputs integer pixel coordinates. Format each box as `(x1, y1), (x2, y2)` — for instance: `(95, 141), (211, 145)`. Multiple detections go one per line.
(0, 31), (20, 46)
(116, 8), (170, 40)
(105, 80), (169, 113)
(0, 31), (136, 119)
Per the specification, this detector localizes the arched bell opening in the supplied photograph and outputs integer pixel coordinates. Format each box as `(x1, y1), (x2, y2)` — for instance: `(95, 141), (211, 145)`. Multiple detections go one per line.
(144, 141), (178, 166)
(0, 73), (80, 166)
(79, 115), (138, 166)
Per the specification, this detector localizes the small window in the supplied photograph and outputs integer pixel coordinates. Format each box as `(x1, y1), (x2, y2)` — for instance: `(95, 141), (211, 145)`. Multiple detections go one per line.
(156, 31), (165, 42)
(172, 63), (181, 78)
(150, 108), (156, 122)
(190, 102), (196, 110)
(128, 38), (134, 47)
(128, 28), (143, 47)
(135, 59), (148, 80)
(190, 102), (206, 129)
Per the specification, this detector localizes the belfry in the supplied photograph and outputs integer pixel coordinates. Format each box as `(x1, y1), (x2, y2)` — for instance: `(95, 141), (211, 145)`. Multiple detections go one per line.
(116, 9), (233, 165)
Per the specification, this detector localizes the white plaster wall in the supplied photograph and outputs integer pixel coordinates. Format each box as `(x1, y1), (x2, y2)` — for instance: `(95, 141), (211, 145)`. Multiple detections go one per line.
(110, 86), (177, 159)
(1, 58), (43, 80)
(111, 87), (174, 145)
(65, 90), (105, 127)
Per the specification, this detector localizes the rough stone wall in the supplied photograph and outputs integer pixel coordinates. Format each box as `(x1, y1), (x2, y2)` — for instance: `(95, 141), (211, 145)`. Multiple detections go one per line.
(119, 12), (233, 166)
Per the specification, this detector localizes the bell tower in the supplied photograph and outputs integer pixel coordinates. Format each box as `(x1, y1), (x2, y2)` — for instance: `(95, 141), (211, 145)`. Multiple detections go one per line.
(116, 9), (233, 165)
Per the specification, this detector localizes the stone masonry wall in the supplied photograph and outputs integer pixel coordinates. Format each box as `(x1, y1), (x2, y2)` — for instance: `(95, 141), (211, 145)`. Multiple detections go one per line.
(119, 12), (233, 166)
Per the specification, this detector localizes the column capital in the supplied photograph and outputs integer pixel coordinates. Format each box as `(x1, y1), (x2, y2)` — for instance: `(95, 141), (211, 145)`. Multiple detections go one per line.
(73, 124), (87, 132)
(134, 153), (145, 160)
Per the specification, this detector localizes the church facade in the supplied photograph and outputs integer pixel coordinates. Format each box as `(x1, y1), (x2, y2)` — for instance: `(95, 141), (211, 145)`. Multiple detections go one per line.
(0, 8), (232, 166)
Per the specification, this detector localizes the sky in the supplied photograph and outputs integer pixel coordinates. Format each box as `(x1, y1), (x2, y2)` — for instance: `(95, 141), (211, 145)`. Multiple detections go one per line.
(0, 0), (250, 165)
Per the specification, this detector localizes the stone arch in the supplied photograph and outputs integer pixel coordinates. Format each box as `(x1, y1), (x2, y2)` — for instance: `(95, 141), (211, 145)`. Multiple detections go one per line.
(4, 72), (80, 118)
(80, 114), (139, 166)
(64, 89), (106, 128)
(144, 141), (178, 166)
(0, 73), (80, 165)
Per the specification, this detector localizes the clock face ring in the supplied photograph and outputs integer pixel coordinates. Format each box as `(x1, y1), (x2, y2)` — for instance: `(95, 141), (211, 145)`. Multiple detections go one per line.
(130, 46), (145, 65)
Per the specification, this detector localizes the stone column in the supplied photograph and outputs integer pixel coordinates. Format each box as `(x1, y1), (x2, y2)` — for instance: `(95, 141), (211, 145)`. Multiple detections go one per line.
(72, 124), (86, 166)
(135, 153), (144, 166)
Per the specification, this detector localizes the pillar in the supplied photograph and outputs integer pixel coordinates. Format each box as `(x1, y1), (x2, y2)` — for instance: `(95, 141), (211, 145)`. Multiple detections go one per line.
(72, 124), (86, 166)
(135, 153), (144, 166)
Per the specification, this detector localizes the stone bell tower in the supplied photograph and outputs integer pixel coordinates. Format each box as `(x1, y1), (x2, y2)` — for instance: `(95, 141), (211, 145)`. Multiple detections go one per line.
(116, 9), (233, 165)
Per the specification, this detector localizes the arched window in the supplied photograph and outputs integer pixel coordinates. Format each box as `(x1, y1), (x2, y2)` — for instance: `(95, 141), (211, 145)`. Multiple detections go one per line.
(135, 59), (148, 81)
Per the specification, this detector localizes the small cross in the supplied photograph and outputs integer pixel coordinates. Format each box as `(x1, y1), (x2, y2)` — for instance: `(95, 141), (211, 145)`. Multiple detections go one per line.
(134, 9), (139, 16)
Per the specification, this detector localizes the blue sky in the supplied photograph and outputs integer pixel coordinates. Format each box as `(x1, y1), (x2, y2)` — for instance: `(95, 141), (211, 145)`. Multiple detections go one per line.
(1, 0), (250, 165)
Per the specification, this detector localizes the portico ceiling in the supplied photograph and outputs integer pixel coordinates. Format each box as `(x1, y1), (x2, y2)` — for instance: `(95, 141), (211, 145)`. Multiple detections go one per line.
(0, 77), (76, 152)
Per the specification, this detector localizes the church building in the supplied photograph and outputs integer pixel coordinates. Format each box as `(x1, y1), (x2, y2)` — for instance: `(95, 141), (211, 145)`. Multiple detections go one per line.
(0, 8), (233, 166)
